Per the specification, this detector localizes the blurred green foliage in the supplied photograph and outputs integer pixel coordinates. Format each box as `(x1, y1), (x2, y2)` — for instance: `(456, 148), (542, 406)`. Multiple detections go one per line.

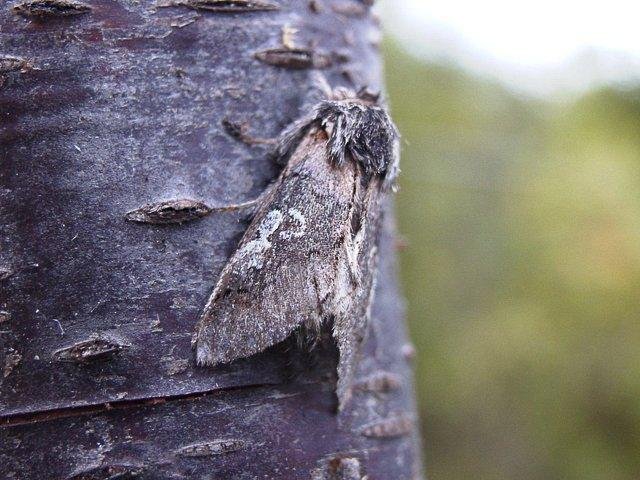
(385, 42), (640, 480)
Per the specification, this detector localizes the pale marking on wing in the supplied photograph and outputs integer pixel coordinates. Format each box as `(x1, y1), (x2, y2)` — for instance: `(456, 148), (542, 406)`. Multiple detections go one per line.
(236, 209), (283, 272)
(281, 208), (307, 239)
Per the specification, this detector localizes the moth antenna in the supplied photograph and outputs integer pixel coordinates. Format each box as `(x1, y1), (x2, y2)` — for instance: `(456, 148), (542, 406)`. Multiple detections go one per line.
(330, 86), (356, 101)
(309, 71), (333, 99)
(356, 86), (381, 104)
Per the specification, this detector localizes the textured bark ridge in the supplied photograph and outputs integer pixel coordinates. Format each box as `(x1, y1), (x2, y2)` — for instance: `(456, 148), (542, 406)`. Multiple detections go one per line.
(0, 1), (423, 478)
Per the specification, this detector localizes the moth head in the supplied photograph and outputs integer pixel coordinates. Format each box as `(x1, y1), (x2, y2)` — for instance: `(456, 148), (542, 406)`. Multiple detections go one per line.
(316, 95), (400, 190)
(276, 80), (401, 190)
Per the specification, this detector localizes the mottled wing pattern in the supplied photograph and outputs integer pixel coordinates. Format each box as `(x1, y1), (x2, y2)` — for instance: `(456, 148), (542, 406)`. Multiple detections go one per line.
(331, 176), (383, 407)
(194, 132), (359, 367)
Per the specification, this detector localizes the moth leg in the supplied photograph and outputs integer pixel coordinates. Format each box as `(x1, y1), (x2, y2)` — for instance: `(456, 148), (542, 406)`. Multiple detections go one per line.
(209, 182), (275, 219)
(222, 117), (278, 147)
(209, 198), (259, 212)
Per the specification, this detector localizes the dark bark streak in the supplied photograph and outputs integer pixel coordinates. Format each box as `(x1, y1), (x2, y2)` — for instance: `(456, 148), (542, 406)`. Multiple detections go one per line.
(1, 381), (275, 428)
(159, 0), (280, 13)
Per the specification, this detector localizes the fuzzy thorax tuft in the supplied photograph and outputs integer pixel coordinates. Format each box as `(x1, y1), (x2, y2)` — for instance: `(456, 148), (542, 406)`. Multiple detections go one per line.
(277, 98), (400, 189)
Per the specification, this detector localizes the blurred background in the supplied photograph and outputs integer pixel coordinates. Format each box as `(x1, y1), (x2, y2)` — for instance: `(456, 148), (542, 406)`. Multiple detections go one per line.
(379, 1), (640, 479)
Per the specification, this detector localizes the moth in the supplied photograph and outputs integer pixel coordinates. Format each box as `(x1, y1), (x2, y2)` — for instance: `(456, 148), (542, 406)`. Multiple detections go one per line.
(193, 85), (399, 409)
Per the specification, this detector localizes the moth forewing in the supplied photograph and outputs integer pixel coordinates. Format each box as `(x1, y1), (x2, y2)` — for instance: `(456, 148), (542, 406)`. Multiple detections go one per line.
(194, 133), (357, 366)
(194, 94), (399, 410)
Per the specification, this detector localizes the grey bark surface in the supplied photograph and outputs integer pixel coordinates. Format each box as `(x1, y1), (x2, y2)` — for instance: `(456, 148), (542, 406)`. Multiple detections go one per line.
(0, 1), (423, 478)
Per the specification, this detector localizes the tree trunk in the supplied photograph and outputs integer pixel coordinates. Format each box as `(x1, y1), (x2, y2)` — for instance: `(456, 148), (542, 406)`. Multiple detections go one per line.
(0, 1), (422, 478)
